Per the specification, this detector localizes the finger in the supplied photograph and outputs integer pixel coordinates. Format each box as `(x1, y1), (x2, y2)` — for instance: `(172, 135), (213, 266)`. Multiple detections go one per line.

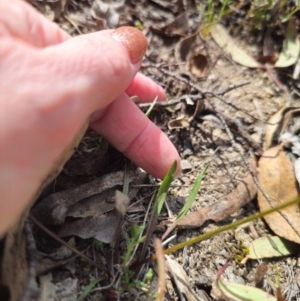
(90, 93), (181, 179)
(125, 72), (166, 102)
(0, 0), (70, 46)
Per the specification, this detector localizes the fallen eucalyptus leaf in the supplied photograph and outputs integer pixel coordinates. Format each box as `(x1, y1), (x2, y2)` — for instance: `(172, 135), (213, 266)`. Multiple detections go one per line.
(32, 170), (145, 225)
(210, 24), (260, 68)
(263, 106), (300, 151)
(258, 145), (300, 243)
(249, 236), (298, 259)
(57, 191), (129, 243)
(275, 18), (300, 68)
(217, 278), (277, 301)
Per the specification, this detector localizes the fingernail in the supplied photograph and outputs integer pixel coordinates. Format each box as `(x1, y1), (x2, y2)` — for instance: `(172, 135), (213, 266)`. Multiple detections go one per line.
(112, 26), (148, 64)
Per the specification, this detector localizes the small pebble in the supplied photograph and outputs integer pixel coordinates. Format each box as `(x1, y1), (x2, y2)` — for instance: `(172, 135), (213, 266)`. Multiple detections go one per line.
(181, 159), (192, 171)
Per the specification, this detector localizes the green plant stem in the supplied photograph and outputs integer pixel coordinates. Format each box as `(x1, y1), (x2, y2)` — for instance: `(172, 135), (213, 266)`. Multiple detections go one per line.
(162, 197), (300, 255)
(131, 196), (300, 269)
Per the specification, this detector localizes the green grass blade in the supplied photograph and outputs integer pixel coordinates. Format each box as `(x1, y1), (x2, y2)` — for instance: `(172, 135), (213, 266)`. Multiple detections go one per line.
(145, 96), (158, 117)
(161, 166), (208, 241)
(176, 165), (208, 222)
(139, 161), (177, 260)
(155, 161), (177, 214)
(77, 277), (104, 301)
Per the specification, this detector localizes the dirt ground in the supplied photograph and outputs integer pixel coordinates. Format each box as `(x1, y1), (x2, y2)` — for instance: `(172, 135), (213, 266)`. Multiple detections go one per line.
(9, 0), (300, 300)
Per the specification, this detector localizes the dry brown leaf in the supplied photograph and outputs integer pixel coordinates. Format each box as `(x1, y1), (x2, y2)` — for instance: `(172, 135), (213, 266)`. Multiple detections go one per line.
(210, 24), (260, 68)
(57, 190), (129, 243)
(255, 262), (268, 288)
(152, 12), (189, 37)
(177, 155), (257, 229)
(263, 106), (300, 150)
(66, 188), (116, 218)
(257, 145), (300, 243)
(32, 170), (145, 225)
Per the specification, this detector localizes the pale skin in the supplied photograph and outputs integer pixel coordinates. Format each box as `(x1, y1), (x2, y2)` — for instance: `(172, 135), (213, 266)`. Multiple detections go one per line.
(0, 0), (181, 237)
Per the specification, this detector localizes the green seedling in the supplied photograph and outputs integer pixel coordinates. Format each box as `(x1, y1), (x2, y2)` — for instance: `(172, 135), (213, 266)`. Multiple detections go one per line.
(145, 96), (158, 117)
(121, 224), (146, 288)
(161, 165), (208, 241)
(77, 277), (104, 301)
(139, 161), (177, 261)
(201, 0), (232, 35)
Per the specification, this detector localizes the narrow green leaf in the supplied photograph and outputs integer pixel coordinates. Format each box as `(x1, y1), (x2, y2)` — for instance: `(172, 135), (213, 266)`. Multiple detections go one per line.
(155, 161), (177, 214)
(77, 278), (103, 301)
(145, 96), (158, 117)
(176, 166), (208, 222)
(139, 161), (177, 260)
(161, 166), (208, 241)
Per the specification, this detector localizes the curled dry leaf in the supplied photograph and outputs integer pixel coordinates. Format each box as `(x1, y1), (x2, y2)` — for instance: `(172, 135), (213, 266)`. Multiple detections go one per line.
(177, 155), (257, 229)
(210, 24), (260, 68)
(257, 145), (300, 243)
(168, 116), (190, 130)
(188, 53), (209, 78)
(263, 106), (300, 151)
(175, 32), (198, 73)
(174, 31), (209, 78)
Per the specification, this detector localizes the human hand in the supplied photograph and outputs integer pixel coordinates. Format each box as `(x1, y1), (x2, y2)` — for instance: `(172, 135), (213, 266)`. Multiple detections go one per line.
(0, 0), (181, 236)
